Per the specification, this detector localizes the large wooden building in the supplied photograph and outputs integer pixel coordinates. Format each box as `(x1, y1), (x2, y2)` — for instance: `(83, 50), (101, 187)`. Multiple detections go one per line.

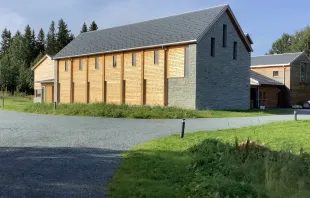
(52, 5), (253, 110)
(250, 52), (310, 108)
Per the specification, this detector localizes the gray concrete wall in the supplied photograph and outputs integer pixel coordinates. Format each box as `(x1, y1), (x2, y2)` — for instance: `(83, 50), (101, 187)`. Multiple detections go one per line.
(196, 12), (250, 110)
(168, 44), (196, 109)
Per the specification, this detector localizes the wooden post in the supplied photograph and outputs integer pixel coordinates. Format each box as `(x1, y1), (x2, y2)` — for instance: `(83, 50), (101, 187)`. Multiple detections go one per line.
(70, 59), (74, 103)
(121, 52), (125, 104)
(163, 48), (168, 106)
(102, 55), (105, 103)
(86, 57), (89, 103)
(141, 50), (145, 105)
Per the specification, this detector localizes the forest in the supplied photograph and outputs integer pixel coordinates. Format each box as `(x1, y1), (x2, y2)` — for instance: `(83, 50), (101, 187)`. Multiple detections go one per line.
(0, 20), (98, 94)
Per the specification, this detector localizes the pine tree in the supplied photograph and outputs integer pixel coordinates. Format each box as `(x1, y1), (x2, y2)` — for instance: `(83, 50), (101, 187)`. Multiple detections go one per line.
(81, 22), (88, 33)
(89, 21), (98, 31)
(57, 18), (72, 52)
(0, 28), (11, 56)
(36, 28), (45, 55)
(46, 21), (58, 56)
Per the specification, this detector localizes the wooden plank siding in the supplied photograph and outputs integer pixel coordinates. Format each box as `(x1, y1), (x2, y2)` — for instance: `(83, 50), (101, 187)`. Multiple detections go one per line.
(57, 45), (189, 106)
(58, 59), (71, 103)
(105, 53), (122, 104)
(34, 57), (54, 90)
(144, 48), (165, 106)
(167, 45), (186, 78)
(42, 83), (54, 103)
(251, 66), (290, 88)
(72, 57), (87, 103)
(124, 51), (142, 105)
(88, 56), (104, 103)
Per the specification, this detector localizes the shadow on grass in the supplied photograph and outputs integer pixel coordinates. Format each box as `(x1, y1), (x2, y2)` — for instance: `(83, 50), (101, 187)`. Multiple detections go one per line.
(0, 147), (122, 197)
(109, 139), (310, 198)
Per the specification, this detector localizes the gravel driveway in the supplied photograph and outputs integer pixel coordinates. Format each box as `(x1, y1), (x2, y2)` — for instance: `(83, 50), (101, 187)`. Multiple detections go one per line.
(0, 110), (309, 197)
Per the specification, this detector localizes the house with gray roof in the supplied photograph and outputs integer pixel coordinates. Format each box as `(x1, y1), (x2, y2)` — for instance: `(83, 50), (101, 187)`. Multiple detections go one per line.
(52, 4), (253, 110)
(250, 52), (310, 108)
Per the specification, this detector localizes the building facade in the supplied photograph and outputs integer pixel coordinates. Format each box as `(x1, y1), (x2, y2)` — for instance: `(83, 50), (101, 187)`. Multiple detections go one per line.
(250, 52), (310, 108)
(53, 5), (253, 110)
(31, 55), (54, 103)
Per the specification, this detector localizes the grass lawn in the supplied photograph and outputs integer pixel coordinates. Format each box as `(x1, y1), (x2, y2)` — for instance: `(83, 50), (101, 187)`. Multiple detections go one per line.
(0, 95), (293, 118)
(108, 121), (310, 197)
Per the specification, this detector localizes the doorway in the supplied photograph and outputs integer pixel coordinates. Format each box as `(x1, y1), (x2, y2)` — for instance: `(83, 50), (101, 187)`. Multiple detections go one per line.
(250, 87), (257, 108)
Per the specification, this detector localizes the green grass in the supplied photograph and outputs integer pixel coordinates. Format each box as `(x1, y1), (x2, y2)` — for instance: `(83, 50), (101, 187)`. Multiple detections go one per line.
(0, 95), (293, 118)
(108, 121), (310, 198)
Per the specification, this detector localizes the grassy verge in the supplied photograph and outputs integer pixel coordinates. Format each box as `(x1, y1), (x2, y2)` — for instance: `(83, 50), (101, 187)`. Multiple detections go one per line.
(0, 95), (293, 118)
(108, 121), (310, 197)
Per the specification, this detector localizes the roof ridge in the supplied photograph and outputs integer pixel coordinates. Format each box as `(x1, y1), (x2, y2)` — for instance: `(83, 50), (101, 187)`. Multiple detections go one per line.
(79, 4), (228, 36)
(252, 52), (303, 57)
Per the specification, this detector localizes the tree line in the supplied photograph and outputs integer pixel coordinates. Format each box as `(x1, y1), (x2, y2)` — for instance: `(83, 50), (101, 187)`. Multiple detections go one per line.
(268, 26), (310, 55)
(0, 20), (98, 94)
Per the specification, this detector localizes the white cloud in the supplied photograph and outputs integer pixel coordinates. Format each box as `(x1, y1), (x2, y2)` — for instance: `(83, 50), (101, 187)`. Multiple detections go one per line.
(0, 8), (26, 34)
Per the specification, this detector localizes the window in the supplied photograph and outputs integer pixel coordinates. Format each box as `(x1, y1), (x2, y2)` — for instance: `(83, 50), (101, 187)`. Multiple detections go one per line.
(273, 71), (279, 77)
(79, 59), (83, 70)
(35, 89), (42, 97)
(233, 42), (237, 60)
(184, 47), (190, 77)
(65, 60), (68, 72)
(132, 53), (136, 66)
(113, 55), (117, 67)
(300, 62), (308, 83)
(211, 37), (215, 57)
(259, 91), (266, 100)
(95, 57), (99, 69)
(154, 50), (159, 65)
(223, 24), (227, 47)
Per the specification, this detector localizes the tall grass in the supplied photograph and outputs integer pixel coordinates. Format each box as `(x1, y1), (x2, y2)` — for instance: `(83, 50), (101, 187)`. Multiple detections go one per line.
(24, 103), (200, 119)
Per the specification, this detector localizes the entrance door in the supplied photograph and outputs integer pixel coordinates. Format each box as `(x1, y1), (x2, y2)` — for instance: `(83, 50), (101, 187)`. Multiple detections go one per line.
(250, 87), (257, 108)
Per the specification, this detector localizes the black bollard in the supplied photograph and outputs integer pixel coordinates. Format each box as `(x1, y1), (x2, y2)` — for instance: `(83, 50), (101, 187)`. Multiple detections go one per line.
(180, 119), (186, 138)
(2, 98), (4, 108)
(54, 102), (57, 110)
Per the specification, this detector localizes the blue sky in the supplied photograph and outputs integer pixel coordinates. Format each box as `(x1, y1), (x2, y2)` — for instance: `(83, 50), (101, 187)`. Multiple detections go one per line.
(0, 0), (309, 55)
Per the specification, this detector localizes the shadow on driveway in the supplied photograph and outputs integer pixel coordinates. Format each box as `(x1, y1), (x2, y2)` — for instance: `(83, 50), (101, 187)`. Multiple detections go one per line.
(0, 147), (122, 198)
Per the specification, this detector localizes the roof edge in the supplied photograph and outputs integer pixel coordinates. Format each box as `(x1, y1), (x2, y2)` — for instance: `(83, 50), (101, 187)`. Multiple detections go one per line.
(31, 55), (53, 70)
(53, 40), (197, 60)
(196, 5), (253, 52)
(252, 52), (304, 58)
(291, 52), (310, 64)
(251, 64), (290, 68)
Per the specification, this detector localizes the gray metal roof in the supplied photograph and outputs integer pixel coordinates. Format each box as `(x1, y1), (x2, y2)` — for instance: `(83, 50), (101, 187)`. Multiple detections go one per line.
(54, 5), (229, 59)
(251, 52), (304, 66)
(250, 70), (283, 86)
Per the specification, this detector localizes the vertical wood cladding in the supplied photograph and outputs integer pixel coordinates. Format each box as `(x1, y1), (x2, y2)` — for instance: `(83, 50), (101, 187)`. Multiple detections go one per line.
(72, 57), (87, 103)
(105, 53), (122, 104)
(42, 83), (54, 103)
(34, 57), (54, 90)
(124, 51), (142, 105)
(58, 59), (71, 103)
(58, 45), (188, 106)
(88, 56), (104, 103)
(144, 49), (165, 106)
(167, 45), (186, 78)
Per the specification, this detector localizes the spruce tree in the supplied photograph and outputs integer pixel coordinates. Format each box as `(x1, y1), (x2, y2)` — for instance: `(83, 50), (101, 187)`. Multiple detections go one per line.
(81, 22), (88, 33)
(57, 18), (72, 52)
(89, 21), (98, 31)
(36, 28), (45, 55)
(46, 21), (58, 56)
(0, 28), (11, 56)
